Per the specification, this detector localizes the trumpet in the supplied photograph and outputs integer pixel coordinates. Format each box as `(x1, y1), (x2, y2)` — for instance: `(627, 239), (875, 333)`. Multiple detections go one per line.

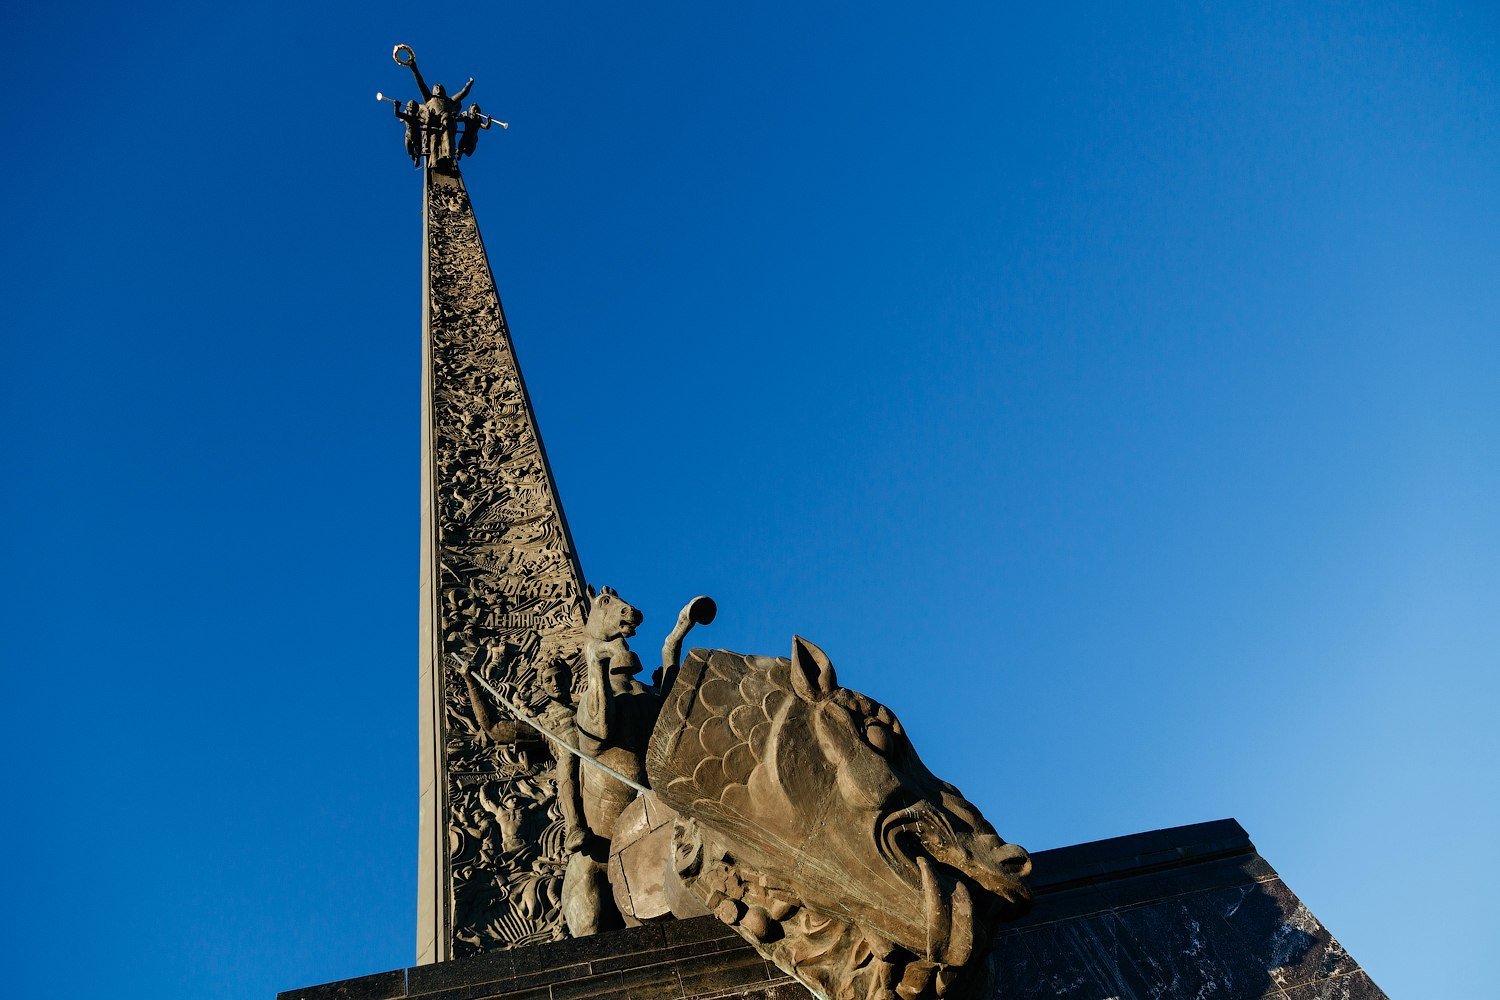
(375, 92), (508, 129)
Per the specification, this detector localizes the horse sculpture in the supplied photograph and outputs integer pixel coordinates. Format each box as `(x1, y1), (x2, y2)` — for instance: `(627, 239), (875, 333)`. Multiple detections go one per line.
(596, 628), (1033, 1000)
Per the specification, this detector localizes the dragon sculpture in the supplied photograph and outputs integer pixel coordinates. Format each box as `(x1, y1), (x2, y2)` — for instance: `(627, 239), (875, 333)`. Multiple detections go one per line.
(564, 589), (1032, 1000)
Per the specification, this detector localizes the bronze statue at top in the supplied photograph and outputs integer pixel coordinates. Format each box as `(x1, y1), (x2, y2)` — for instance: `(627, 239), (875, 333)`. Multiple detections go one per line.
(379, 44), (506, 170)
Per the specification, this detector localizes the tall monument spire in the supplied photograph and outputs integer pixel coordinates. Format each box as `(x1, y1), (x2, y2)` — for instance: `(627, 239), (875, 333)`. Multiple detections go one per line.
(386, 45), (588, 964)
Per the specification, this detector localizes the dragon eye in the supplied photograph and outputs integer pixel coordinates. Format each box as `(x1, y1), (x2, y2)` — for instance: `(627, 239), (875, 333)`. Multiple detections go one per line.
(865, 721), (892, 753)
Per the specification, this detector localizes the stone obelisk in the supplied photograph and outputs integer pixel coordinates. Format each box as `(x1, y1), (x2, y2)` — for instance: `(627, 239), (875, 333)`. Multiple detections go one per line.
(393, 47), (590, 964)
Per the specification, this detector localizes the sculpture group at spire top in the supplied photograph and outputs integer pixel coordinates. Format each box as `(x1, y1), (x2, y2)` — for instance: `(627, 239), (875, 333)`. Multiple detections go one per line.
(378, 44), (506, 170)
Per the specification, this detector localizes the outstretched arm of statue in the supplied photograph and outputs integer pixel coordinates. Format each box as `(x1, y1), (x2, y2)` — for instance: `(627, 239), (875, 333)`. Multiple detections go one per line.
(407, 61), (433, 101)
(459, 661), (521, 742)
(453, 77), (474, 102)
(458, 660), (497, 733)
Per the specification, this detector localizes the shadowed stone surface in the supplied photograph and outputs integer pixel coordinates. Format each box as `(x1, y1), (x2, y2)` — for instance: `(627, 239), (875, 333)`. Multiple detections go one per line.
(281, 820), (1385, 1000)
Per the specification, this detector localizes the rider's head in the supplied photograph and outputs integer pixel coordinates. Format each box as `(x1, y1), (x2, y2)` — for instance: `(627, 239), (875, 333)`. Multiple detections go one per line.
(539, 658), (570, 701)
(431, 83), (446, 98)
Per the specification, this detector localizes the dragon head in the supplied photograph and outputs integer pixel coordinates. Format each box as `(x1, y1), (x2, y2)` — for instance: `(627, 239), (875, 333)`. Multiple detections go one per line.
(647, 639), (1030, 1000)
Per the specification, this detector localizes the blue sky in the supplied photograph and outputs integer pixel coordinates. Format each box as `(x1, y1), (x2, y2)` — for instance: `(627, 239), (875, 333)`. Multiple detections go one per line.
(3, 3), (1496, 998)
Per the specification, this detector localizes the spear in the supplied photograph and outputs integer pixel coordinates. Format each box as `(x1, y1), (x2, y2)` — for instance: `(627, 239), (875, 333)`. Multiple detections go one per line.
(448, 652), (648, 794)
(376, 92), (509, 129)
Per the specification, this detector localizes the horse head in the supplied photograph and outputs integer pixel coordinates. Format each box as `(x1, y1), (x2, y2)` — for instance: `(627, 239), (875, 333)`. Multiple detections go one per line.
(582, 584), (643, 644)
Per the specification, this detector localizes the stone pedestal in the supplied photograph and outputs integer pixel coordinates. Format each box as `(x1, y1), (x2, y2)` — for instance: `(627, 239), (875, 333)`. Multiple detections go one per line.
(280, 819), (1385, 1000)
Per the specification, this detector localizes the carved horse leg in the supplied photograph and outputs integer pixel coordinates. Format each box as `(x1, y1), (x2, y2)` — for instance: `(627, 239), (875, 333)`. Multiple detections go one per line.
(562, 847), (620, 936)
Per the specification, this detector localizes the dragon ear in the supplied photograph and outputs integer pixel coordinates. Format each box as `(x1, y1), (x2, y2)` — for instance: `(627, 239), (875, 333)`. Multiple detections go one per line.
(789, 635), (837, 702)
(586, 584), (597, 601)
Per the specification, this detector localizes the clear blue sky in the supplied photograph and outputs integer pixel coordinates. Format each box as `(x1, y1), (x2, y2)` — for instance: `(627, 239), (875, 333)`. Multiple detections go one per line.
(3, 3), (1496, 998)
